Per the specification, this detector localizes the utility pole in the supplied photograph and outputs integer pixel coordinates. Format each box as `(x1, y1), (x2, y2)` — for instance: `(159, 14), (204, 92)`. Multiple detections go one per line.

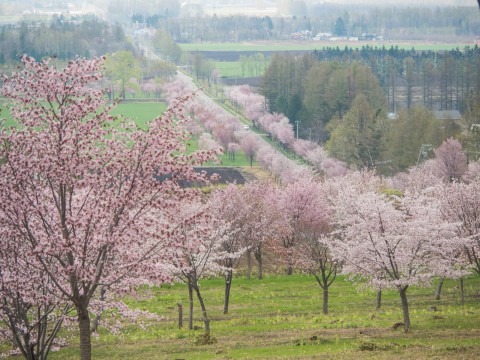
(295, 121), (299, 140)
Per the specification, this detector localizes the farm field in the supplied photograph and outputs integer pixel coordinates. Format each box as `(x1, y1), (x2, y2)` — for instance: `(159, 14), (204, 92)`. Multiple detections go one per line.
(179, 41), (474, 53)
(23, 274), (480, 359)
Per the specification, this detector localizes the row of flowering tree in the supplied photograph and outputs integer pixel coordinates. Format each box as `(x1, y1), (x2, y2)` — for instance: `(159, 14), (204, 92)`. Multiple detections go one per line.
(224, 85), (349, 179)
(163, 80), (350, 182)
(204, 137), (479, 334)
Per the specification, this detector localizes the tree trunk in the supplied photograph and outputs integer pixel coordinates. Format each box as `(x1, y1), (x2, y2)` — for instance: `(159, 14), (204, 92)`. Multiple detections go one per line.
(399, 286), (410, 333)
(188, 283), (194, 330)
(254, 247), (263, 280)
(177, 303), (183, 329)
(77, 306), (92, 360)
(246, 249), (252, 280)
(287, 264), (293, 275)
(91, 287), (106, 333)
(460, 277), (465, 306)
(376, 288), (382, 310)
(322, 289), (328, 315)
(193, 285), (210, 335)
(223, 269), (233, 314)
(435, 277), (445, 301)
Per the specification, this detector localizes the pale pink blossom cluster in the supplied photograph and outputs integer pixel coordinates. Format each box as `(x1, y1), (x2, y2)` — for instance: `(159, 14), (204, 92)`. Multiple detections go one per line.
(161, 78), (193, 103)
(224, 85), (265, 124)
(141, 79), (162, 98)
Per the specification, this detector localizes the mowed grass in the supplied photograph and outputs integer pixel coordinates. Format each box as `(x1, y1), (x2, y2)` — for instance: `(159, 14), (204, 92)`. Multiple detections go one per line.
(34, 274), (480, 359)
(109, 102), (167, 130)
(180, 41), (473, 52)
(0, 102), (167, 130)
(215, 61), (269, 78)
(215, 61), (247, 78)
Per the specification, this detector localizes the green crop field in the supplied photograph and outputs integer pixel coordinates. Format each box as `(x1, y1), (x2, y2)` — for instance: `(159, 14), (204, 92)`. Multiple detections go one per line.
(180, 41), (474, 53)
(20, 274), (480, 359)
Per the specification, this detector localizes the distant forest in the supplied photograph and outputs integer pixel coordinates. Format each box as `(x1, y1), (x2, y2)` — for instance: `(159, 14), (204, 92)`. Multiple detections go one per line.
(261, 46), (480, 172)
(263, 45), (480, 115)
(0, 16), (135, 63)
(149, 5), (480, 42)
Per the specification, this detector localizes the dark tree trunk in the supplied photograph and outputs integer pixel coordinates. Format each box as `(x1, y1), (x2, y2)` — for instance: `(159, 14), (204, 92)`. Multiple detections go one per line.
(287, 264), (293, 275)
(77, 305), (92, 360)
(177, 303), (183, 329)
(188, 283), (194, 330)
(322, 289), (328, 315)
(254, 246), (263, 280)
(376, 288), (382, 310)
(193, 285), (210, 335)
(435, 277), (445, 301)
(246, 249), (252, 280)
(399, 286), (410, 333)
(223, 269), (233, 314)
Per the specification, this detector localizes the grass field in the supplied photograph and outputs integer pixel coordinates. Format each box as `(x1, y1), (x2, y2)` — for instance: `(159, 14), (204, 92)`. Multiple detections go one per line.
(215, 61), (248, 78)
(109, 102), (167, 130)
(179, 41), (474, 53)
(1, 100), (254, 167)
(215, 61), (268, 78)
(21, 273), (480, 359)
(0, 102), (167, 130)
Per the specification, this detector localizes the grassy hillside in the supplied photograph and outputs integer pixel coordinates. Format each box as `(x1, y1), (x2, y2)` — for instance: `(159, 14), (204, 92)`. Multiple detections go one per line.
(24, 273), (480, 359)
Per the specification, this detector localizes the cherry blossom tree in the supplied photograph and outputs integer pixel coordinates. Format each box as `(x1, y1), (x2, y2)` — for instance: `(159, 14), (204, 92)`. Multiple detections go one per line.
(287, 178), (335, 314)
(0, 56), (217, 360)
(330, 184), (455, 332)
(209, 184), (247, 314)
(274, 176), (327, 275)
(239, 133), (259, 167)
(169, 199), (227, 336)
(463, 160), (480, 183)
(433, 138), (468, 182)
(440, 180), (480, 278)
(240, 181), (281, 279)
(227, 143), (240, 162)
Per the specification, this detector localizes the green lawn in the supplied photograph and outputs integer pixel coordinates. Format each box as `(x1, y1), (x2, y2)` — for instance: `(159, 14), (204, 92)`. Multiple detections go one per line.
(0, 101), (167, 130)
(215, 61), (268, 78)
(109, 102), (167, 130)
(180, 41), (473, 52)
(28, 274), (480, 359)
(215, 61), (247, 78)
